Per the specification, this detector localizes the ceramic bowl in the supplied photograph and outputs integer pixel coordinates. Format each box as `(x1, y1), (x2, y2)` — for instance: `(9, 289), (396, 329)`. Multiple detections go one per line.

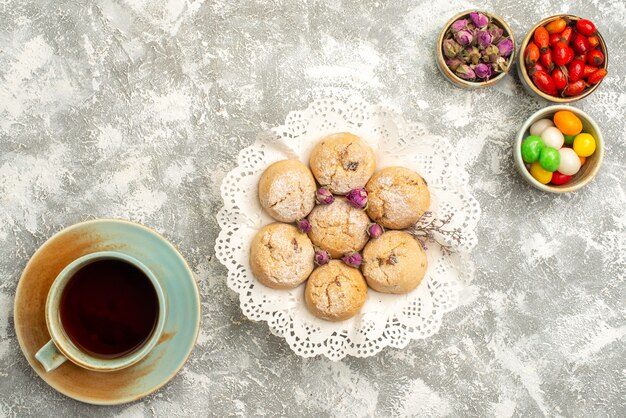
(517, 15), (608, 102)
(514, 105), (604, 193)
(436, 10), (515, 88)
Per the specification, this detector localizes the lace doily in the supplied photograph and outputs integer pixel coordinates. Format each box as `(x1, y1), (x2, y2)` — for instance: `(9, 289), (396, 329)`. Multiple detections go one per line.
(215, 97), (480, 360)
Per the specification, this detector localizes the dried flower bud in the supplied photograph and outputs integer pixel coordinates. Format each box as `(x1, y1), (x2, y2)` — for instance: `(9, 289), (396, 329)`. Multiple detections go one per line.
(367, 223), (384, 239)
(443, 38), (463, 58)
(488, 24), (504, 43)
(454, 29), (473, 46)
(493, 56), (508, 72)
(445, 58), (463, 71)
(474, 63), (492, 79)
(297, 218), (311, 233)
(450, 19), (468, 33)
(470, 12), (489, 28)
(476, 30), (493, 48)
(462, 46), (481, 65)
(480, 48), (489, 62)
(483, 44), (500, 62)
(315, 187), (335, 205)
(346, 188), (368, 209)
(314, 248), (330, 266)
(455, 64), (476, 81)
(341, 252), (362, 268)
(497, 38), (513, 57)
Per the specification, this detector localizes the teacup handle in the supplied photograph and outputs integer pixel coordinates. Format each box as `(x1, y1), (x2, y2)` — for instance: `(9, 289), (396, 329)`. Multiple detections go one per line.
(35, 340), (68, 372)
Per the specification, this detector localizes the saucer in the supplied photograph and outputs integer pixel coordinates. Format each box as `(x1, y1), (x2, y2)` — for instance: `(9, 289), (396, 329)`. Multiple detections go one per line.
(14, 219), (201, 405)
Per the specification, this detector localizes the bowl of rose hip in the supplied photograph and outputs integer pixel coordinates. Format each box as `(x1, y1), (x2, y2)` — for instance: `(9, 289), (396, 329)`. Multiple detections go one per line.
(436, 11), (515, 88)
(518, 15), (608, 102)
(514, 106), (604, 193)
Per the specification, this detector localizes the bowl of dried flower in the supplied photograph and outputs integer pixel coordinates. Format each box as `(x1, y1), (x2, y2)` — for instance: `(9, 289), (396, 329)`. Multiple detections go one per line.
(436, 10), (515, 88)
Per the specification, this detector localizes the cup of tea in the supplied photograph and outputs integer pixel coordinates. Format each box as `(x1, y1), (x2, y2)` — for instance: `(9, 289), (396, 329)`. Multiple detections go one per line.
(35, 251), (167, 372)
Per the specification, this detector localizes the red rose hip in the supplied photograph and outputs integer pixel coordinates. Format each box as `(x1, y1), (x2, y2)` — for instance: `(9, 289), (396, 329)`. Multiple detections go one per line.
(560, 26), (574, 44)
(563, 80), (586, 96)
(527, 62), (546, 76)
(568, 59), (585, 82)
(534, 26), (550, 52)
(576, 19), (596, 36)
(532, 70), (558, 96)
(525, 42), (540, 66)
(540, 50), (554, 71)
(587, 49), (604, 66)
(572, 33), (591, 55)
(551, 68), (567, 90)
(549, 33), (561, 47)
(553, 42), (573, 66)
(587, 68), (607, 85)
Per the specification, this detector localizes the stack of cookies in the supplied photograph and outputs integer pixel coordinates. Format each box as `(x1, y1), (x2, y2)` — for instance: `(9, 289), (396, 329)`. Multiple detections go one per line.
(250, 132), (431, 321)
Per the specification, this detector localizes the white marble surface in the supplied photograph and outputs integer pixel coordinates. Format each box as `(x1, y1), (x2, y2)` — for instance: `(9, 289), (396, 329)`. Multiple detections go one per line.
(0, 0), (625, 416)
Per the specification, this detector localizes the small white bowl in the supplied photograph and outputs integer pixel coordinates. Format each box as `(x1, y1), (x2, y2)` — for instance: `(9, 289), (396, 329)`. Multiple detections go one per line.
(514, 105), (604, 193)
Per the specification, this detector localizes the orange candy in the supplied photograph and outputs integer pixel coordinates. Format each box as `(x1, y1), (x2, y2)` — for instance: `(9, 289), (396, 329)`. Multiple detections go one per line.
(579, 156), (586, 165)
(553, 110), (583, 136)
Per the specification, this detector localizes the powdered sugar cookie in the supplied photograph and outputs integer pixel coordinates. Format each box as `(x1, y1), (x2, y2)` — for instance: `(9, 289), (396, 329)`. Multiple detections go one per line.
(307, 198), (370, 259)
(362, 231), (427, 294)
(250, 223), (315, 289)
(309, 133), (376, 195)
(305, 260), (367, 321)
(366, 166), (430, 229)
(258, 159), (316, 223)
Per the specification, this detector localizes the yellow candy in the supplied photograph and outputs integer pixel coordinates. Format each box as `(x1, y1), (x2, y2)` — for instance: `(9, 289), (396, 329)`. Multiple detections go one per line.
(573, 133), (596, 157)
(530, 162), (553, 184)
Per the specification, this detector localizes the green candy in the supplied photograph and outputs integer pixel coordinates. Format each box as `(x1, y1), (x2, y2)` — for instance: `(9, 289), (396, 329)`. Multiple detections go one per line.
(564, 134), (576, 146)
(539, 147), (560, 172)
(521, 135), (545, 163)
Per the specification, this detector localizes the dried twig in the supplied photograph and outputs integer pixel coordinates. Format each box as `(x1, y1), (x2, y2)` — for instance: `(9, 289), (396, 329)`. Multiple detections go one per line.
(408, 211), (463, 255)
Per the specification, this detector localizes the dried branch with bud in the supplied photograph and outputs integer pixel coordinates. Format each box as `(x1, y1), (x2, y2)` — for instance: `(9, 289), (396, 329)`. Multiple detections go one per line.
(408, 211), (463, 255)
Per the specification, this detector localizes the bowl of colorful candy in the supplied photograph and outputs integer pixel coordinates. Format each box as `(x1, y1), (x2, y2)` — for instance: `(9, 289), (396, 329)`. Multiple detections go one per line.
(518, 15), (608, 102)
(514, 106), (604, 193)
(436, 10), (515, 88)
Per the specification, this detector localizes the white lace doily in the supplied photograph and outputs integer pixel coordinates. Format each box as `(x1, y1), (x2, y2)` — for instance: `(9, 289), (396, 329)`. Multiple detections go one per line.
(215, 96), (480, 360)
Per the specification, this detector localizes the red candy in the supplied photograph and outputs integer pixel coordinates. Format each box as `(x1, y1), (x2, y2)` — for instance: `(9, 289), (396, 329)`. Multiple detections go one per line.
(551, 171), (573, 185)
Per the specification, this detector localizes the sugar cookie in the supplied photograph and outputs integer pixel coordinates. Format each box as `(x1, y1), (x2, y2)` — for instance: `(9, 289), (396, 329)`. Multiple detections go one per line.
(305, 260), (367, 321)
(258, 159), (316, 223)
(250, 223), (315, 289)
(309, 133), (376, 195)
